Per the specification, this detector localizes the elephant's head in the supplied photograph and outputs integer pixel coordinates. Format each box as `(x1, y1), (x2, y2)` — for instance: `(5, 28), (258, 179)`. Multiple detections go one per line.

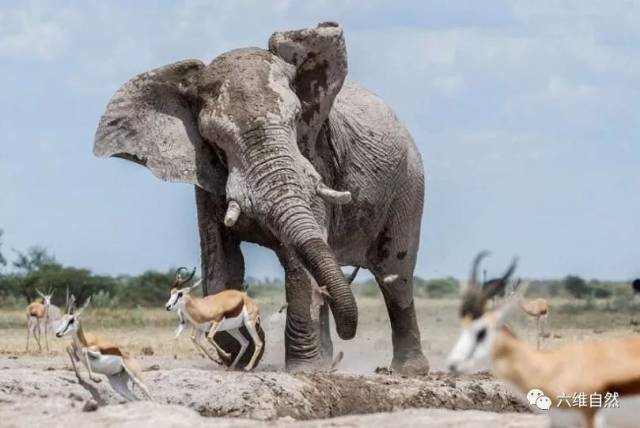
(94, 23), (357, 339)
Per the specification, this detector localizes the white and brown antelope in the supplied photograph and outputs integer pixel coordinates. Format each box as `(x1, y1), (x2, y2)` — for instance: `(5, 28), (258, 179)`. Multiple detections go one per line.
(55, 296), (152, 401)
(165, 267), (263, 371)
(519, 295), (549, 350)
(447, 252), (640, 428)
(26, 288), (60, 352)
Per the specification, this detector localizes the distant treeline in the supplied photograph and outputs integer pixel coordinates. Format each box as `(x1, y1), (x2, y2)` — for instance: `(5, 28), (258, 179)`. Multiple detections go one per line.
(0, 230), (634, 308)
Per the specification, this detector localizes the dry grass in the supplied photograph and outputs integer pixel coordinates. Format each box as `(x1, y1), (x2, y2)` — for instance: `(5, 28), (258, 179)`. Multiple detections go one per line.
(2, 296), (637, 368)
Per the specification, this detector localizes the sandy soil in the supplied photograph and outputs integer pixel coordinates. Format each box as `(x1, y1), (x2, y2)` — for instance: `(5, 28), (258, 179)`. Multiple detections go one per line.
(4, 297), (625, 427)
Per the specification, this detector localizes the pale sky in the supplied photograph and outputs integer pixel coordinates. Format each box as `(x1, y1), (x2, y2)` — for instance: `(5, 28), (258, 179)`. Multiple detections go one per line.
(1, 1), (639, 280)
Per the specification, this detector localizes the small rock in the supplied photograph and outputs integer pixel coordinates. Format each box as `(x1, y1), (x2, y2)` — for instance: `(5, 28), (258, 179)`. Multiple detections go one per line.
(374, 366), (393, 376)
(82, 399), (99, 412)
(144, 364), (160, 372)
(46, 367), (55, 371)
(141, 346), (154, 356)
(68, 392), (84, 402)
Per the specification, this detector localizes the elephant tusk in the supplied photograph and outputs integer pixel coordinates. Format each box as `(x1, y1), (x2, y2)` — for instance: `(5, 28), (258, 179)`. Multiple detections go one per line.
(316, 183), (352, 205)
(383, 274), (399, 284)
(224, 200), (241, 227)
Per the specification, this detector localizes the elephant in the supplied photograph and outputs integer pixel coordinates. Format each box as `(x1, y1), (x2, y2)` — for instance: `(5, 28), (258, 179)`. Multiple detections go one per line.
(94, 22), (428, 373)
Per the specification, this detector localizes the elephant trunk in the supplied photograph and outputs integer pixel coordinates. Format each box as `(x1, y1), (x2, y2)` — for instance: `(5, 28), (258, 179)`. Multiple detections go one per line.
(240, 128), (358, 340)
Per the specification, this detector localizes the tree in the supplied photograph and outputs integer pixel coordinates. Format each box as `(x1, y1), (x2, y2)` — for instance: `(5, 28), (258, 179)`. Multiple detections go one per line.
(116, 269), (178, 307)
(12, 246), (56, 273)
(0, 229), (6, 268)
(563, 275), (590, 299)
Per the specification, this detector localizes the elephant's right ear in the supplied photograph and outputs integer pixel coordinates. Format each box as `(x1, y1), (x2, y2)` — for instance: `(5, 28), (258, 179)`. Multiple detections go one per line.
(269, 22), (347, 151)
(94, 60), (225, 195)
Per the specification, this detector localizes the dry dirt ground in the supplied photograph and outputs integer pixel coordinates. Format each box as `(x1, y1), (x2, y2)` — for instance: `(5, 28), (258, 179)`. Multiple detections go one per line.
(2, 297), (631, 427)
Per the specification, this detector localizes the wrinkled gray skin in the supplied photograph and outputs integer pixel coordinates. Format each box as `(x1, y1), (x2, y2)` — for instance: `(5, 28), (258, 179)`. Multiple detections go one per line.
(94, 23), (427, 373)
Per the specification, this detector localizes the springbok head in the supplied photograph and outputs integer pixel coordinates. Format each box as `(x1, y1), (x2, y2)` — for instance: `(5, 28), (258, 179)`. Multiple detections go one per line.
(55, 296), (90, 338)
(446, 251), (522, 374)
(166, 279), (202, 311)
(36, 288), (55, 308)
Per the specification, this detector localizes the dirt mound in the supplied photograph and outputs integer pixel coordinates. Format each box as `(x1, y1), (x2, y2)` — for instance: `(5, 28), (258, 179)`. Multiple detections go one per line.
(0, 366), (528, 421)
(0, 401), (545, 428)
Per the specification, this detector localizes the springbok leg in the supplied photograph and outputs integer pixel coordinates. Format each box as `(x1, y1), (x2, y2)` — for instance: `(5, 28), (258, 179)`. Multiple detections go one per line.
(206, 321), (231, 360)
(192, 329), (223, 364)
(227, 329), (248, 370)
(25, 316), (31, 351)
(66, 346), (105, 405)
(108, 371), (137, 401)
(243, 319), (263, 371)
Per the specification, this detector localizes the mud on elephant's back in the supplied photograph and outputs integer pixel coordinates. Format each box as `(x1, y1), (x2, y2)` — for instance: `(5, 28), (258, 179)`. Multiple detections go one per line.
(214, 322), (265, 370)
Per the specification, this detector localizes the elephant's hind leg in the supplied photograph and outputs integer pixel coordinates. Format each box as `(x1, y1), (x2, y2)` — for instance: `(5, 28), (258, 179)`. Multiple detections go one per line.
(367, 182), (429, 375)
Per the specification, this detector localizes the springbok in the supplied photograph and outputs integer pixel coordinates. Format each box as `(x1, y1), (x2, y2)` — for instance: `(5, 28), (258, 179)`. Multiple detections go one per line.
(55, 295), (152, 401)
(165, 267), (263, 371)
(519, 296), (549, 350)
(26, 288), (60, 352)
(447, 251), (640, 428)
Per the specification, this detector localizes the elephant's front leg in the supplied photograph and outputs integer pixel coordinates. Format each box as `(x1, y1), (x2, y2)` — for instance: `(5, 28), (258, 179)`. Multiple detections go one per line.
(279, 251), (324, 371)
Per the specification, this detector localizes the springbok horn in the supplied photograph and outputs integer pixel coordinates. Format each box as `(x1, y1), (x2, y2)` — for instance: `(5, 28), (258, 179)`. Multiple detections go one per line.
(175, 266), (196, 287)
(224, 200), (241, 227)
(184, 267), (196, 283)
(316, 183), (352, 205)
(175, 267), (188, 281)
(470, 250), (490, 287)
(501, 257), (518, 282)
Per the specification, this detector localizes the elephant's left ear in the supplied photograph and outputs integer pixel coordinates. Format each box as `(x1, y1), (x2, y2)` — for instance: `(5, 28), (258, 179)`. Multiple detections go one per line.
(94, 60), (226, 195)
(269, 22), (347, 149)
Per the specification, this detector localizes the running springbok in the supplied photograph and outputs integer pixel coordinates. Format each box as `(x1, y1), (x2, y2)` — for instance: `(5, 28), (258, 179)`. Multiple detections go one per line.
(165, 267), (263, 371)
(447, 252), (640, 428)
(26, 288), (60, 352)
(55, 295), (152, 401)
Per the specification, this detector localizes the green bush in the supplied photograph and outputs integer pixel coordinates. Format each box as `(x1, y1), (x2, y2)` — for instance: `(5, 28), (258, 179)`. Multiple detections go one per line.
(563, 275), (590, 299)
(592, 288), (612, 299)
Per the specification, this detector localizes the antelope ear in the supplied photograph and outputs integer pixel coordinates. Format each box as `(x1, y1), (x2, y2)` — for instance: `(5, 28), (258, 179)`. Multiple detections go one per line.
(269, 22), (347, 152)
(497, 280), (529, 322)
(77, 296), (91, 316)
(94, 60), (226, 195)
(189, 279), (203, 293)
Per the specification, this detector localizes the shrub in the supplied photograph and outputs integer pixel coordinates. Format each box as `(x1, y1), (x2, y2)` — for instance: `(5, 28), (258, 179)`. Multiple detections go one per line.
(592, 288), (612, 299)
(563, 275), (590, 299)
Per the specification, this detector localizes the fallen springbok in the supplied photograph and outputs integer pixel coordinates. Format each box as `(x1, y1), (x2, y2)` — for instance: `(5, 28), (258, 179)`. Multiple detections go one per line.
(165, 267), (263, 371)
(55, 296), (152, 401)
(26, 288), (59, 352)
(447, 251), (640, 428)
